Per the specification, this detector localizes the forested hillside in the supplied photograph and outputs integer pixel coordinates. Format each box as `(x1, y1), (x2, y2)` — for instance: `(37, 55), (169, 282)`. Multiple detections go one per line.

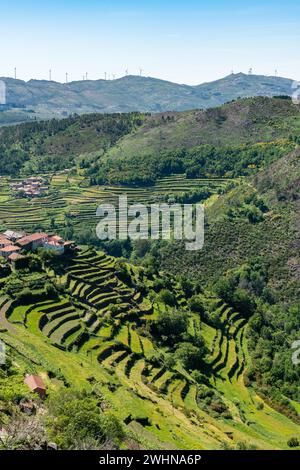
(150, 148), (300, 412)
(1, 96), (300, 180)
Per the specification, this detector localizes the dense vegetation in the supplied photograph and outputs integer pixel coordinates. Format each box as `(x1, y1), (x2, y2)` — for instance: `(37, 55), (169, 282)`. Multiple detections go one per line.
(88, 141), (294, 186)
(1, 96), (300, 181)
(0, 112), (144, 175)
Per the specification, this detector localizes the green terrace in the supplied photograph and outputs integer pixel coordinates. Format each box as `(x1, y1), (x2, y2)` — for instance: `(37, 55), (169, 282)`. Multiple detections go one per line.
(0, 248), (299, 449)
(0, 172), (235, 234)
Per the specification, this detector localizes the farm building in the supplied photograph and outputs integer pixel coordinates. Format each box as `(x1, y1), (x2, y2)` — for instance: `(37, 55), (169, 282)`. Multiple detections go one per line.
(24, 374), (46, 399)
(0, 229), (76, 257)
(0, 245), (22, 259)
(42, 235), (65, 253)
(0, 236), (11, 248)
(17, 233), (48, 251)
(3, 230), (25, 242)
(8, 252), (25, 265)
(10, 177), (48, 198)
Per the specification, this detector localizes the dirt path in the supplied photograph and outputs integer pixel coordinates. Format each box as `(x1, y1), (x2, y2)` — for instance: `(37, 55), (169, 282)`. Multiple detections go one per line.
(0, 298), (16, 333)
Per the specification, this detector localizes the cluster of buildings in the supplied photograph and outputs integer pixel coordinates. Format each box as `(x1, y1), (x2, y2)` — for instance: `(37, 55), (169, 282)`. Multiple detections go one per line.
(10, 176), (48, 198)
(0, 229), (76, 262)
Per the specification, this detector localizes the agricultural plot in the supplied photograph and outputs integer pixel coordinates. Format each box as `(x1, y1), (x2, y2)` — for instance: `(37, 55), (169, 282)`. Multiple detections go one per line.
(0, 172), (232, 233)
(3, 250), (300, 450)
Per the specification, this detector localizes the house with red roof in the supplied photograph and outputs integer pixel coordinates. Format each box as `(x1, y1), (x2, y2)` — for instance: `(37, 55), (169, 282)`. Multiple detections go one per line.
(0, 237), (11, 248)
(24, 374), (46, 399)
(0, 245), (21, 259)
(8, 252), (25, 266)
(17, 232), (48, 251)
(42, 234), (65, 253)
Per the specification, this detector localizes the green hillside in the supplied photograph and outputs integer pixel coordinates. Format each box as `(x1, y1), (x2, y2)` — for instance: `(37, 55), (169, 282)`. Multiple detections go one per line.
(105, 96), (300, 161)
(158, 148), (300, 302)
(1, 248), (299, 450)
(1, 97), (300, 182)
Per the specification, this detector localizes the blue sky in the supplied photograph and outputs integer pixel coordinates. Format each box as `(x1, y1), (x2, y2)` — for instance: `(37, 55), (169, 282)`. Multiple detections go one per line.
(1, 0), (299, 84)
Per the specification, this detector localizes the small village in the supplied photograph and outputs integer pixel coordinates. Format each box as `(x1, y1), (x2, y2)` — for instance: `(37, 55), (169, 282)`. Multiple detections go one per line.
(0, 229), (76, 264)
(10, 176), (49, 198)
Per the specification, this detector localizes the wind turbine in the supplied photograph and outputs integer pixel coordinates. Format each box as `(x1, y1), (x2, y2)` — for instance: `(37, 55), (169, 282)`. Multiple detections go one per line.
(65, 72), (68, 83)
(248, 67), (253, 75)
(49, 69), (52, 81)
(14, 67), (17, 79)
(139, 67), (144, 76)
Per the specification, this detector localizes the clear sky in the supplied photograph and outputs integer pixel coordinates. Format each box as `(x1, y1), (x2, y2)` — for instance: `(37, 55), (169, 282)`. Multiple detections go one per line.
(1, 0), (299, 84)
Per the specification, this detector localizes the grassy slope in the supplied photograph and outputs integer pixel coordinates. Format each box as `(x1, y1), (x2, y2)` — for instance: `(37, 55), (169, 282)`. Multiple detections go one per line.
(106, 97), (300, 160)
(1, 251), (299, 450)
(1, 97), (300, 176)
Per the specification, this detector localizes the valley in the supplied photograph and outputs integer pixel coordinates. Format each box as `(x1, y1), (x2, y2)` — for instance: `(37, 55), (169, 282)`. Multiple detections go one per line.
(1, 248), (299, 449)
(0, 96), (299, 451)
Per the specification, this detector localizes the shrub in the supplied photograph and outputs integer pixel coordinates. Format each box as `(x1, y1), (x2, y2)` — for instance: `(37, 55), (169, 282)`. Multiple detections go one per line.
(154, 310), (188, 344)
(46, 390), (125, 449)
(175, 342), (205, 370)
(287, 437), (299, 448)
(157, 289), (176, 306)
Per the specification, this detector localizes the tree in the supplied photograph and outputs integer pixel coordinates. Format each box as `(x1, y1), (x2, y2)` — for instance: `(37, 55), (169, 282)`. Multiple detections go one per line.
(287, 437), (299, 448)
(154, 310), (188, 344)
(157, 289), (176, 306)
(189, 295), (205, 316)
(133, 239), (151, 258)
(175, 342), (205, 371)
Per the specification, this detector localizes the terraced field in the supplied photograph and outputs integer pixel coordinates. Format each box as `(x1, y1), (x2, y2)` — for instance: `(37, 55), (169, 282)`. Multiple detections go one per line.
(0, 172), (233, 233)
(2, 248), (299, 449)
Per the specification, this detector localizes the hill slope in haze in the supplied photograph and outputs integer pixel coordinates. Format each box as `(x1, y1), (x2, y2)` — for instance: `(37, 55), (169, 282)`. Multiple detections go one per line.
(0, 73), (296, 125)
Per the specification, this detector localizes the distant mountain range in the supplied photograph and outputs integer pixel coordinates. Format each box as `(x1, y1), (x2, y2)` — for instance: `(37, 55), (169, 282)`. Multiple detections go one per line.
(0, 72), (296, 125)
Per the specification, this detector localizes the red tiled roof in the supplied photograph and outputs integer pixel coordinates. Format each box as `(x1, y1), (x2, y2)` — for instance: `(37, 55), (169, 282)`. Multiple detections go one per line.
(8, 253), (25, 261)
(0, 245), (21, 253)
(63, 240), (75, 246)
(18, 232), (48, 246)
(48, 235), (63, 242)
(24, 375), (46, 391)
(0, 238), (11, 246)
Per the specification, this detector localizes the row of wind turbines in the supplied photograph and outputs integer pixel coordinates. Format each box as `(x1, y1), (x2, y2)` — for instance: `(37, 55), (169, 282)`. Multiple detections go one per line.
(11, 67), (280, 83)
(12, 68), (145, 83)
